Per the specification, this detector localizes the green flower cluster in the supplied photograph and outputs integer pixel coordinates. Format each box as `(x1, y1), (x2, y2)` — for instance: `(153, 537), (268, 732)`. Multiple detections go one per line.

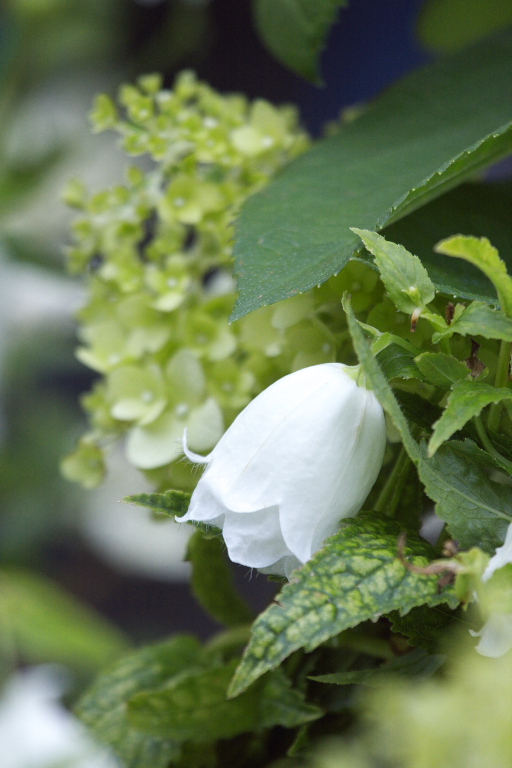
(62, 72), (380, 491)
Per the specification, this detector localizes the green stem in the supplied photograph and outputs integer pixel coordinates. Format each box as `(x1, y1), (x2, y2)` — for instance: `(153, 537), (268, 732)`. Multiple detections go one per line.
(473, 415), (512, 473)
(374, 445), (412, 517)
(488, 340), (512, 432)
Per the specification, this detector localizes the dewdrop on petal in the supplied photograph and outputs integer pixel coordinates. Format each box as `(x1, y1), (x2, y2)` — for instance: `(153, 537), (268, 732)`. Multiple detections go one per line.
(178, 363), (386, 578)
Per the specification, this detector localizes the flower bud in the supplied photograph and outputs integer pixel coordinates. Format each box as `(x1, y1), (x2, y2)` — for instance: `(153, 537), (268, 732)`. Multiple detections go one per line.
(179, 363), (386, 577)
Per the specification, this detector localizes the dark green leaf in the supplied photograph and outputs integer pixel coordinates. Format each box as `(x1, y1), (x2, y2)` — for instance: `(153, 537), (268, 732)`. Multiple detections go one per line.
(124, 490), (191, 517)
(310, 647), (445, 687)
(456, 421), (512, 464)
(414, 352), (469, 388)
(228, 514), (458, 697)
(232, 30), (512, 320)
(447, 438), (507, 471)
(129, 660), (255, 742)
(388, 603), (458, 653)
(418, 443), (512, 552)
(418, 0), (512, 53)
(394, 390), (443, 433)
(76, 636), (203, 768)
(376, 344), (423, 382)
(259, 668), (322, 729)
(0, 569), (128, 673)
(128, 661), (321, 741)
(186, 531), (254, 627)
(392, 469), (426, 533)
(429, 380), (512, 455)
(252, 0), (347, 82)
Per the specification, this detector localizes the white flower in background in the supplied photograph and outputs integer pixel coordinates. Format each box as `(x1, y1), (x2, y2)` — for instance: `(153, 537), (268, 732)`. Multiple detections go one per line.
(0, 666), (118, 768)
(472, 523), (512, 658)
(179, 363), (386, 577)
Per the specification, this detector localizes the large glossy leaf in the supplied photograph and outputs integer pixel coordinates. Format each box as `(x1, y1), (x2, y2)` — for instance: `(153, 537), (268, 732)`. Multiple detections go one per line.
(232, 30), (512, 320)
(252, 0), (347, 83)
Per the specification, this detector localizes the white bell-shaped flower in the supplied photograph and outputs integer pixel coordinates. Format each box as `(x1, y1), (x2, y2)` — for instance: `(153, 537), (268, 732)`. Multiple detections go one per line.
(179, 363), (386, 577)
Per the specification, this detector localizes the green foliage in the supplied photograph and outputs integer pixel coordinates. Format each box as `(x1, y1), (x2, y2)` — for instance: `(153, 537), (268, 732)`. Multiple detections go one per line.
(384, 181), (512, 302)
(376, 343), (422, 382)
(253, 0), (347, 83)
(388, 603), (459, 654)
(77, 635), (320, 767)
(65, 17), (512, 766)
(128, 660), (321, 741)
(228, 514), (458, 697)
(0, 569), (128, 672)
(418, 0), (512, 52)
(413, 352), (469, 388)
(186, 531), (255, 627)
(310, 645), (512, 768)
(309, 647), (445, 687)
(346, 268), (512, 556)
(418, 443), (512, 552)
(124, 490), (191, 517)
(231, 30), (512, 319)
(76, 637), (201, 768)
(352, 229), (435, 315)
(429, 381), (512, 455)
(344, 297), (420, 462)
(432, 301), (512, 344)
(436, 235), (512, 317)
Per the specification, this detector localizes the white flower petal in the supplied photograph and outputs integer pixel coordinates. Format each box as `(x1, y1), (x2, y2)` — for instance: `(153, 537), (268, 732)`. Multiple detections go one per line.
(180, 363), (386, 575)
(182, 428), (211, 464)
(279, 383), (385, 562)
(483, 521), (512, 582)
(222, 506), (289, 568)
(472, 611), (512, 657)
(180, 472), (227, 523)
(259, 554), (302, 579)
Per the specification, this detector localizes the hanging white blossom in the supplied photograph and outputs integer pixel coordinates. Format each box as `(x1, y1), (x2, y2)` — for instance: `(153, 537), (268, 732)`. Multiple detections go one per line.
(179, 363), (386, 577)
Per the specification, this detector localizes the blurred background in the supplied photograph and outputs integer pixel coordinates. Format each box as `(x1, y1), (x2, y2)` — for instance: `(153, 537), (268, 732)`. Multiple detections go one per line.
(0, 0), (493, 762)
